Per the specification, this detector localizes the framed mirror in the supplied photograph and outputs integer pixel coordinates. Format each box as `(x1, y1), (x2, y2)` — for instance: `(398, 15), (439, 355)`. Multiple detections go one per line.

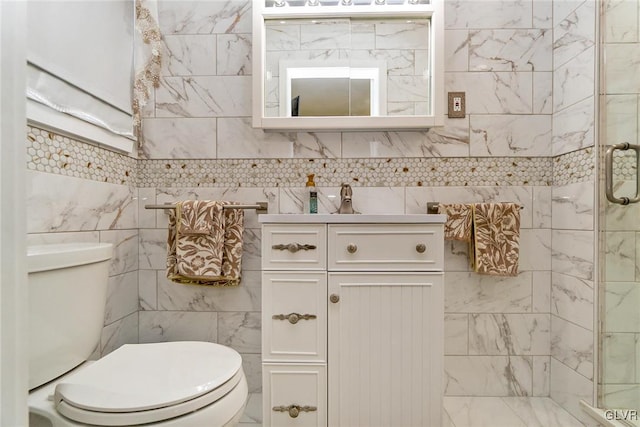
(252, 1), (444, 131)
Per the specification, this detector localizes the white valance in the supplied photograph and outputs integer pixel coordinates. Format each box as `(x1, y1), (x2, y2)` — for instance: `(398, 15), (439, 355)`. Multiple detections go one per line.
(26, 0), (137, 150)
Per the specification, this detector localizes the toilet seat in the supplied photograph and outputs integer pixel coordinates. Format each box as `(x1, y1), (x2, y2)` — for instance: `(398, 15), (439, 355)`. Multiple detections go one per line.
(52, 341), (243, 426)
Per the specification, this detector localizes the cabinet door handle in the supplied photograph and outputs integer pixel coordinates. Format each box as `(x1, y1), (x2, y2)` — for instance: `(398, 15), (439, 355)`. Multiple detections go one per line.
(346, 243), (358, 253)
(272, 312), (317, 324)
(273, 404), (318, 418)
(330, 294), (340, 303)
(272, 243), (316, 253)
(416, 243), (426, 253)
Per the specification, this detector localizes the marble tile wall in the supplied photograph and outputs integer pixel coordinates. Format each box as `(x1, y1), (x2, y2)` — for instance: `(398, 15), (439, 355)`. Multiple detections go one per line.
(550, 0), (597, 424)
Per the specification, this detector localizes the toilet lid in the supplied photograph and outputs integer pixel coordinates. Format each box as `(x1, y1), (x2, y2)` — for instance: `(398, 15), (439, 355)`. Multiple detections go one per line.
(54, 341), (242, 413)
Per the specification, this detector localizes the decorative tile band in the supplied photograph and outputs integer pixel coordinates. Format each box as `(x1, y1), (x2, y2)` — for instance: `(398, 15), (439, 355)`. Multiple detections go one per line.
(27, 126), (137, 186)
(553, 147), (595, 186)
(137, 156), (553, 188)
(611, 150), (637, 182)
(27, 127), (594, 188)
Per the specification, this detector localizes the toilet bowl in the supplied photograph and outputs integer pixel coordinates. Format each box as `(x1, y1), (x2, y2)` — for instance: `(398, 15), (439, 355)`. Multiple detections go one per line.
(27, 243), (248, 426)
(28, 341), (248, 427)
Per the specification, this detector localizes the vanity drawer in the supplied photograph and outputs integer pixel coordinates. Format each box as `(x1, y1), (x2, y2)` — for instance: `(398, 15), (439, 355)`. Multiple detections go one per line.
(262, 224), (326, 270)
(262, 272), (327, 362)
(263, 364), (327, 427)
(328, 224), (443, 271)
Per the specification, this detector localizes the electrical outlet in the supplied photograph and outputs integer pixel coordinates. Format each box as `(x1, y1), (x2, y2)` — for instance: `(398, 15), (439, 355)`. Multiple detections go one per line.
(448, 92), (465, 118)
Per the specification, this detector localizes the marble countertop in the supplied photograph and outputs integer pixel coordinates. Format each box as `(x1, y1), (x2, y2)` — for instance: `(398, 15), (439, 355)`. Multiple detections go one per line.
(258, 214), (447, 224)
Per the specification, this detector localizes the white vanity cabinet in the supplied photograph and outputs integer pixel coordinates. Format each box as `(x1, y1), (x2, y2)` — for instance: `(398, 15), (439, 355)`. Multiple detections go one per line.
(260, 215), (445, 427)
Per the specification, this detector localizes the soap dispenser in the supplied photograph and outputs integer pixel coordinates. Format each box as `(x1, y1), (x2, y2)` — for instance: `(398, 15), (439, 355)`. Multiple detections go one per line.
(304, 174), (318, 214)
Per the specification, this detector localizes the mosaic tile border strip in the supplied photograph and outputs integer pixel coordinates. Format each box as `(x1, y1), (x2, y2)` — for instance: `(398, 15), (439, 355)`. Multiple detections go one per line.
(610, 150), (637, 182)
(138, 156), (553, 188)
(27, 127), (593, 188)
(553, 147), (595, 187)
(27, 126), (137, 186)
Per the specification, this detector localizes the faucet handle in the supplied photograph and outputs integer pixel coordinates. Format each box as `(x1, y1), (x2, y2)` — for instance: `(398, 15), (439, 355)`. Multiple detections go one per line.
(334, 184), (360, 214)
(340, 183), (352, 198)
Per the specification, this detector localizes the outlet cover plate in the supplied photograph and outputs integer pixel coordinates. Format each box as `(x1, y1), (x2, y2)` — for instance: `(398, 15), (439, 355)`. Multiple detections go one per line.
(448, 92), (465, 118)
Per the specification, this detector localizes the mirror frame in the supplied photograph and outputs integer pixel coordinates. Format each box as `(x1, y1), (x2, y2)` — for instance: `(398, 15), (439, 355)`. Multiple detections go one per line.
(252, 2), (444, 131)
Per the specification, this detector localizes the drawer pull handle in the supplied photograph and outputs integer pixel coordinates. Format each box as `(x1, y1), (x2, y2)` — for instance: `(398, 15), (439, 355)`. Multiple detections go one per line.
(330, 294), (340, 303)
(273, 404), (318, 418)
(272, 243), (317, 253)
(346, 243), (358, 253)
(416, 243), (426, 253)
(272, 312), (317, 324)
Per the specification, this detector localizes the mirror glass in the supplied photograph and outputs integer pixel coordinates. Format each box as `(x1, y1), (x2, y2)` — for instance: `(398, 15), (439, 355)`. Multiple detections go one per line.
(264, 16), (431, 118)
(282, 60), (385, 116)
(291, 77), (372, 116)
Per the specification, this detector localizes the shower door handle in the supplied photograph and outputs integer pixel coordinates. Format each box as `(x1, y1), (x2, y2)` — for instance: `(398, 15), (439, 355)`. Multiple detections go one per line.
(605, 142), (640, 205)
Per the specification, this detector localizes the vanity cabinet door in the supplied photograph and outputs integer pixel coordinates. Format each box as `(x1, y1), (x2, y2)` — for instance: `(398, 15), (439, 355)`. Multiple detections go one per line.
(327, 272), (443, 427)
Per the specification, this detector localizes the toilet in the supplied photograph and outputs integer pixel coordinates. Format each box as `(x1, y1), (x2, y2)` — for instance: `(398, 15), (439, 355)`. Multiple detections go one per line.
(27, 243), (248, 426)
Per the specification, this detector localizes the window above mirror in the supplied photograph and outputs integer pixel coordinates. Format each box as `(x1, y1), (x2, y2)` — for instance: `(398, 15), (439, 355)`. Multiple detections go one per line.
(252, 0), (444, 131)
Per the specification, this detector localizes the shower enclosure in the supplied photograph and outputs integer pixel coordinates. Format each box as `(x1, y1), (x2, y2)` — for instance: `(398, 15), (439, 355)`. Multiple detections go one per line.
(600, 0), (640, 425)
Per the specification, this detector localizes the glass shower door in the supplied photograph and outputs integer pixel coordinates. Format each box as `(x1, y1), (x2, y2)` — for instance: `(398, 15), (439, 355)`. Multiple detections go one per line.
(600, 0), (640, 422)
(600, 144), (640, 419)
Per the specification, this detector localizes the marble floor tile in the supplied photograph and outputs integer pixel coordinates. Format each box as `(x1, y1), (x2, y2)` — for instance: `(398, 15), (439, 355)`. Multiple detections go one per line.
(443, 396), (527, 427)
(444, 397), (585, 427)
(443, 408), (456, 427)
(245, 393), (581, 426)
(240, 393), (262, 424)
(602, 384), (640, 411)
(501, 397), (584, 427)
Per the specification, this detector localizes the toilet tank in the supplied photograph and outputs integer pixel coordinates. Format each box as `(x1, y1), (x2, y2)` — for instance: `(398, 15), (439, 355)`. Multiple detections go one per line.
(27, 243), (112, 390)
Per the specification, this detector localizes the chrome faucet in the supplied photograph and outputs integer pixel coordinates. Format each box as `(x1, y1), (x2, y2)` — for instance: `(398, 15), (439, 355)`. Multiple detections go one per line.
(335, 183), (359, 214)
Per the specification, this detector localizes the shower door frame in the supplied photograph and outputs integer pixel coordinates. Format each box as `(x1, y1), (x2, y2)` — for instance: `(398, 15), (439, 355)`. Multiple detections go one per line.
(597, 0), (640, 420)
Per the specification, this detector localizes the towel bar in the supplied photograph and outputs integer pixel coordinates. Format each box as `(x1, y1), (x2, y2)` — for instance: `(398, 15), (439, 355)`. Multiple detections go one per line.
(426, 201), (524, 214)
(145, 201), (268, 214)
